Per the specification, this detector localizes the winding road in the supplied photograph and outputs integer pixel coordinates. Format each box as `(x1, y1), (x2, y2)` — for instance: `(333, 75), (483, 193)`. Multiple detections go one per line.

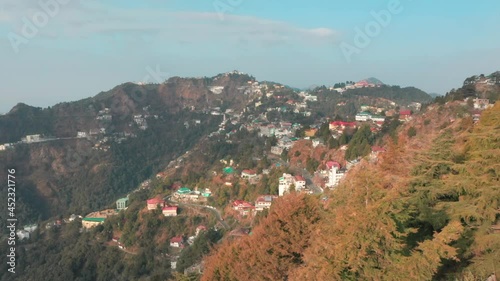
(164, 196), (229, 229)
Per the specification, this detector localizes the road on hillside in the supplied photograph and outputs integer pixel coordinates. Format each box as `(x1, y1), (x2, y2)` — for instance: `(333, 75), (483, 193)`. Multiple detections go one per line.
(165, 196), (229, 229)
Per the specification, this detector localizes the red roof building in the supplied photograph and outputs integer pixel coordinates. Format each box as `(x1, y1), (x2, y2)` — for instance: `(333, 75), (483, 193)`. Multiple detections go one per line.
(232, 200), (254, 210)
(162, 206), (178, 217)
(196, 225), (207, 236)
(329, 121), (357, 131)
(232, 200), (255, 216)
(399, 110), (412, 121)
(326, 161), (341, 170)
(241, 170), (257, 179)
(170, 236), (184, 248)
(147, 198), (165, 210)
(294, 175), (305, 182)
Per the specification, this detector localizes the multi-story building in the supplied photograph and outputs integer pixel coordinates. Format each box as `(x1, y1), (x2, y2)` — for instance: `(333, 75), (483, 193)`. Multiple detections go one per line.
(255, 195), (279, 211)
(326, 161), (346, 188)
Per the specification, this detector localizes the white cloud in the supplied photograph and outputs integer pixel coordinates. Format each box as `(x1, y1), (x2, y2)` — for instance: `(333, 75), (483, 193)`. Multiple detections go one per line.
(1, 0), (338, 46)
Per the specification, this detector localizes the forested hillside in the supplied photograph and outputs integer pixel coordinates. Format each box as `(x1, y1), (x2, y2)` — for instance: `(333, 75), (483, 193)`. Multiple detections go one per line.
(202, 102), (500, 280)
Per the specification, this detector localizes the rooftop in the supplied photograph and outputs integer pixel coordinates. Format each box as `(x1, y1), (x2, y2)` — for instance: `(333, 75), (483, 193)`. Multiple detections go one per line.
(82, 217), (105, 222)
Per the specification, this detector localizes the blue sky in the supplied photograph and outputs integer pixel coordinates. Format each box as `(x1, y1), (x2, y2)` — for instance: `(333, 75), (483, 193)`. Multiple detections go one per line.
(1, 0), (500, 113)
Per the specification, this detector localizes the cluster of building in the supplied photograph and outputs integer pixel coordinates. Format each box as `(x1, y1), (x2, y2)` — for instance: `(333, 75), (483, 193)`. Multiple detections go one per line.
(16, 224), (38, 240)
(0, 143), (14, 151)
(330, 80), (383, 93)
(146, 198), (179, 217)
(470, 98), (493, 110)
(329, 121), (357, 134)
(133, 115), (148, 130)
(355, 112), (387, 123)
(463, 75), (499, 86)
(172, 187), (212, 203)
(278, 173), (307, 196)
(231, 194), (280, 217)
(96, 108), (112, 121)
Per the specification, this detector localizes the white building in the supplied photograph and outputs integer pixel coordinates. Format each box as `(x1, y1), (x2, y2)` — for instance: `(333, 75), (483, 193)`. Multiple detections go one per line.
(23, 224), (38, 233)
(473, 98), (492, 110)
(16, 230), (30, 240)
(355, 112), (372, 122)
(294, 175), (306, 191)
(255, 195), (279, 211)
(25, 134), (42, 143)
(77, 132), (88, 138)
(370, 115), (386, 122)
(326, 162), (346, 188)
(279, 173), (306, 196)
(279, 173), (294, 196)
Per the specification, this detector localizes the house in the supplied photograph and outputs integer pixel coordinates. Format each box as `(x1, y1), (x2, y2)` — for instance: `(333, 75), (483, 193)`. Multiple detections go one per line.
(355, 112), (372, 122)
(473, 98), (492, 110)
(232, 200), (255, 216)
(68, 214), (77, 222)
(162, 206), (178, 217)
(201, 188), (212, 198)
(294, 175), (306, 191)
(241, 170), (258, 179)
(304, 128), (318, 137)
(170, 236), (184, 248)
(16, 230), (30, 240)
(77, 132), (87, 138)
(312, 138), (324, 148)
(82, 217), (105, 229)
(370, 115), (386, 123)
(329, 121), (357, 131)
(147, 198), (165, 210)
(196, 225), (207, 236)
(399, 110), (412, 122)
(23, 224), (38, 233)
(255, 195), (279, 211)
(25, 134), (42, 143)
(116, 197), (129, 210)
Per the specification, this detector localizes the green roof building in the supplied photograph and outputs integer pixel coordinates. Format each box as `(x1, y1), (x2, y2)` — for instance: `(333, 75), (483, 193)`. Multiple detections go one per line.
(177, 187), (192, 194)
(116, 197), (129, 210)
(223, 167), (235, 174)
(82, 217), (106, 223)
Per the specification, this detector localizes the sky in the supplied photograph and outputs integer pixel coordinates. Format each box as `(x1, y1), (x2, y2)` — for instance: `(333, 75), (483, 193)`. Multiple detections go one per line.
(1, 0), (500, 113)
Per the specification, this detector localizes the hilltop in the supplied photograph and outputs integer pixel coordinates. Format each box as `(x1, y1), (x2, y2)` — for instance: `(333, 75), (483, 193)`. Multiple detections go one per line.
(1, 71), (497, 281)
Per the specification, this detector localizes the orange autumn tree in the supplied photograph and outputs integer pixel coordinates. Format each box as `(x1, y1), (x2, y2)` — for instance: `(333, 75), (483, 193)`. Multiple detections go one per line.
(202, 193), (321, 281)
